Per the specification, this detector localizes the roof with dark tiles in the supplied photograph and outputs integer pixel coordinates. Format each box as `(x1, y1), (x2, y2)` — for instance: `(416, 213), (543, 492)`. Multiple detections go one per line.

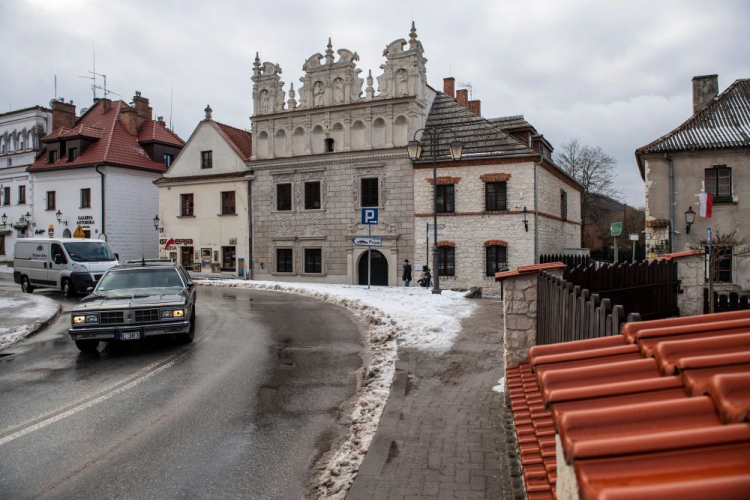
(30, 99), (184, 174)
(506, 309), (750, 500)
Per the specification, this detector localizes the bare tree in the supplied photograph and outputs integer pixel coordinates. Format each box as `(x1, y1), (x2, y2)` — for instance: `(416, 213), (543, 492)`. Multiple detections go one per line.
(554, 139), (620, 247)
(690, 226), (750, 313)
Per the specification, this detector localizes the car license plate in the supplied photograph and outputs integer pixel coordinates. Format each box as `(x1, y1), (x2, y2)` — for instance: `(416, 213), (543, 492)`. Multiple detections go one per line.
(119, 330), (141, 341)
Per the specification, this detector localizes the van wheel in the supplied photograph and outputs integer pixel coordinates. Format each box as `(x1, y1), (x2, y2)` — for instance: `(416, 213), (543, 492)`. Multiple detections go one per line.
(21, 276), (34, 294)
(75, 340), (100, 352)
(62, 278), (76, 298)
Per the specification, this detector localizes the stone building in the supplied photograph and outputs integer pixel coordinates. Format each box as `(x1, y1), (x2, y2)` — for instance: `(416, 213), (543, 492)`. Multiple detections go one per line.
(0, 105), (53, 261)
(248, 24), (431, 285)
(636, 75), (750, 290)
(156, 106), (253, 277)
(412, 80), (582, 294)
(29, 94), (184, 262)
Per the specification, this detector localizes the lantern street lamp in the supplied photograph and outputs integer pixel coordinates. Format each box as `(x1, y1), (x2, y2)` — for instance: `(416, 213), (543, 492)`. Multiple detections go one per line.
(684, 206), (696, 234)
(24, 212), (31, 223)
(1, 213), (7, 226)
(407, 128), (463, 294)
(153, 214), (160, 231)
(55, 210), (67, 226)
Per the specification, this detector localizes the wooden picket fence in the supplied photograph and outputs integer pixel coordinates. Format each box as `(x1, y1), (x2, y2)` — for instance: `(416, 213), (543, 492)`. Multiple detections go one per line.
(539, 253), (590, 271)
(537, 259), (679, 346)
(703, 289), (750, 313)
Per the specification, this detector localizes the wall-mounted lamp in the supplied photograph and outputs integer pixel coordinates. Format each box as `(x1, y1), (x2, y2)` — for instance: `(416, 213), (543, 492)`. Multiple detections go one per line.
(522, 206), (529, 232)
(1, 213), (7, 226)
(684, 206), (696, 234)
(153, 215), (160, 231)
(55, 210), (67, 226)
(24, 212), (31, 223)
(260, 262), (264, 270)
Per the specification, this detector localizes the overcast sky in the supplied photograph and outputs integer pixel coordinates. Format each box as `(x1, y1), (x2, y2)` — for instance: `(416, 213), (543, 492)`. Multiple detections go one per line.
(2, 0), (748, 205)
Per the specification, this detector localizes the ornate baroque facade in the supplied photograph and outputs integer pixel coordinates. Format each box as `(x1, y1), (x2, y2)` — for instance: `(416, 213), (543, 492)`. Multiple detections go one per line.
(249, 24), (432, 285)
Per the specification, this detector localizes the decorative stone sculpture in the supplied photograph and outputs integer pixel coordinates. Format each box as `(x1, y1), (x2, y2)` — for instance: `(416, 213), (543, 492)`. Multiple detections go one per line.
(313, 81), (325, 107)
(397, 69), (409, 97)
(204, 104), (212, 120)
(333, 78), (344, 104)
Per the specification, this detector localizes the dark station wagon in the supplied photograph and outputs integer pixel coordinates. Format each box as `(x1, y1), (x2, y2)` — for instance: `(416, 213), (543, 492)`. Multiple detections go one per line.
(68, 260), (197, 352)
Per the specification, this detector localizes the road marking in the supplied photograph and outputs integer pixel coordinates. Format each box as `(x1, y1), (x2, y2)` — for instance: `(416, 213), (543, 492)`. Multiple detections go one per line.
(0, 332), (215, 447)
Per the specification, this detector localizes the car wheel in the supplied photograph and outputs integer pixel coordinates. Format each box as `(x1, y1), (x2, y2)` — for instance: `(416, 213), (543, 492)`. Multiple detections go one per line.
(177, 307), (196, 344)
(62, 278), (76, 298)
(75, 340), (100, 352)
(21, 276), (34, 294)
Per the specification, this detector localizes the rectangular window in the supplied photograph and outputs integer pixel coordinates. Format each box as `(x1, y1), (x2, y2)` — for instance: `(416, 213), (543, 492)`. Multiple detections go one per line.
(221, 191), (236, 215)
(18, 185), (25, 204)
(164, 154), (174, 168)
(46, 191), (56, 210)
(68, 147), (78, 161)
(48, 150), (58, 163)
(2, 187), (10, 206)
(305, 181), (321, 210)
(708, 247), (733, 283)
(561, 191), (568, 220)
(276, 248), (293, 273)
(485, 182), (507, 211)
(705, 167), (732, 202)
(181, 193), (194, 216)
(485, 246), (508, 276)
(201, 151), (213, 169)
(361, 178), (379, 207)
(437, 246), (455, 276)
(436, 184), (455, 213)
(304, 248), (322, 274)
(80, 188), (91, 208)
(7, 158), (11, 167)
(277, 183), (292, 211)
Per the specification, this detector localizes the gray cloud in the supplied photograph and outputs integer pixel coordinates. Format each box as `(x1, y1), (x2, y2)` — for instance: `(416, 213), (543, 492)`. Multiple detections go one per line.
(2, 0), (748, 206)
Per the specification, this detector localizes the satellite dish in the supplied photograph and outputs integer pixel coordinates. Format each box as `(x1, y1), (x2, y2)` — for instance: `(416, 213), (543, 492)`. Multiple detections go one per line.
(80, 108), (89, 116)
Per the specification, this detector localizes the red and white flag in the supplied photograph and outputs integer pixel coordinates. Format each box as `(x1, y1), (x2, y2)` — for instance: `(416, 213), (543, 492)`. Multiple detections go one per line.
(699, 192), (714, 218)
(164, 237), (175, 250)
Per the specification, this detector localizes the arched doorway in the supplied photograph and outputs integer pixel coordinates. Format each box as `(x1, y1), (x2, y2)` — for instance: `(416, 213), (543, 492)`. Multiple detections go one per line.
(358, 250), (388, 286)
(62, 228), (72, 238)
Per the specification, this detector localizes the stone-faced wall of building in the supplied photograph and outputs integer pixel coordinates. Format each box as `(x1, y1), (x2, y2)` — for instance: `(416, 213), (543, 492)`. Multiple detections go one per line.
(536, 164), (582, 254)
(249, 26), (428, 286)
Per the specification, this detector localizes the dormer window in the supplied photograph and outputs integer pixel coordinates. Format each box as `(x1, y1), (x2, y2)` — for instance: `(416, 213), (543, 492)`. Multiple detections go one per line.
(164, 154), (174, 167)
(325, 138), (334, 153)
(68, 148), (78, 161)
(48, 150), (58, 163)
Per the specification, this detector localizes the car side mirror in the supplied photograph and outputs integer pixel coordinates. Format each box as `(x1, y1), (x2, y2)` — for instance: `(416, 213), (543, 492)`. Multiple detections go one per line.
(187, 282), (194, 288)
(114, 253), (120, 261)
(54, 255), (65, 265)
(86, 287), (94, 293)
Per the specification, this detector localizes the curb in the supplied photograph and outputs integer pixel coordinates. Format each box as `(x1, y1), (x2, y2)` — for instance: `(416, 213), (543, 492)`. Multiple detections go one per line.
(25, 302), (62, 340)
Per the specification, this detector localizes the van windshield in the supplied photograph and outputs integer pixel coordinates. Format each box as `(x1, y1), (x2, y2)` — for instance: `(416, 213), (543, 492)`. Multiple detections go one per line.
(63, 242), (116, 262)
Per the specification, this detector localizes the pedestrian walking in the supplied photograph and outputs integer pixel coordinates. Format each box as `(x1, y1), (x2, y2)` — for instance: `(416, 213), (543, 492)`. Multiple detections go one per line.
(402, 259), (412, 287)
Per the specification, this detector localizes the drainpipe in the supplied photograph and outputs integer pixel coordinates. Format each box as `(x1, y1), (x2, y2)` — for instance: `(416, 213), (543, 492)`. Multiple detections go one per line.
(95, 165), (105, 235)
(247, 174), (253, 280)
(665, 153), (674, 253)
(533, 154), (542, 263)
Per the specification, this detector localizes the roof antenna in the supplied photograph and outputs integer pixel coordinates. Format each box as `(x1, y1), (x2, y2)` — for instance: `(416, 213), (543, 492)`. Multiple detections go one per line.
(169, 86), (174, 131)
(457, 81), (473, 100)
(54, 75), (57, 101)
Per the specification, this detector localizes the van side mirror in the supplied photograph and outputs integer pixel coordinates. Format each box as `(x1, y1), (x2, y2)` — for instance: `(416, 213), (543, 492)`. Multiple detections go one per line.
(54, 255), (65, 265)
(114, 253), (120, 261)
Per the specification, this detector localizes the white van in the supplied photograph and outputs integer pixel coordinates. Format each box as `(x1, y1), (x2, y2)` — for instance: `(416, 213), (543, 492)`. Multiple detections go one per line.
(14, 238), (119, 297)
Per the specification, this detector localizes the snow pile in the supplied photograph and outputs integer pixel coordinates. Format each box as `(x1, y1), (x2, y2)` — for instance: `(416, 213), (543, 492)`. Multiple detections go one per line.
(0, 264), (13, 275)
(0, 295), (61, 351)
(195, 279), (476, 498)
(492, 376), (506, 394)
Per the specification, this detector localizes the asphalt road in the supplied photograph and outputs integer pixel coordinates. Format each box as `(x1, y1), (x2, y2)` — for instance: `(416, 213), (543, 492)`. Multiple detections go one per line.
(0, 284), (364, 499)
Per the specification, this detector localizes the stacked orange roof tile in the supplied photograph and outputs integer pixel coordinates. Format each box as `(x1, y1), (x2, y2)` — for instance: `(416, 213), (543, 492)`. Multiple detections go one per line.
(507, 309), (750, 500)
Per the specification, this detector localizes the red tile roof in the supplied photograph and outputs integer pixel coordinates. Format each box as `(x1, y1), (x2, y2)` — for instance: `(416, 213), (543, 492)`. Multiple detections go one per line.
(213, 121), (252, 160)
(29, 99), (183, 174)
(507, 309), (750, 500)
(495, 262), (566, 280)
(137, 120), (185, 146)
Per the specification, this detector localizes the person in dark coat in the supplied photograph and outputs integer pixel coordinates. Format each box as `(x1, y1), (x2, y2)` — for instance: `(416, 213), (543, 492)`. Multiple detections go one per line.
(418, 266), (431, 288)
(402, 259), (412, 287)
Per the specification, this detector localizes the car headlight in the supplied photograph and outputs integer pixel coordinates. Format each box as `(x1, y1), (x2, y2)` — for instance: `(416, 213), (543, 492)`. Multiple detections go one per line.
(86, 315), (98, 323)
(72, 263), (87, 272)
(73, 315), (86, 324)
(161, 309), (185, 318)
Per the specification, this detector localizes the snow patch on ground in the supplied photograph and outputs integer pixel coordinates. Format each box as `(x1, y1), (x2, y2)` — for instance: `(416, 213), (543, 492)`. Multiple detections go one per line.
(0, 295), (61, 351)
(0, 264), (13, 274)
(492, 376), (506, 394)
(195, 279), (476, 499)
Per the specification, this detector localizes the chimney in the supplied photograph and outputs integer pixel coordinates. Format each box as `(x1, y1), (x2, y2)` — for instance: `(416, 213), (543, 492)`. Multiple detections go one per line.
(692, 75), (718, 113)
(468, 100), (481, 116)
(51, 100), (76, 130)
(133, 92), (152, 121)
(443, 77), (455, 98)
(157, 116), (166, 127)
(119, 106), (139, 136)
(456, 89), (469, 108)
(100, 98), (112, 113)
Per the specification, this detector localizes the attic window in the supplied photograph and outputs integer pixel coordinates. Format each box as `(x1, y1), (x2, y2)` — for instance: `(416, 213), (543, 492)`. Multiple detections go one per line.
(325, 138), (334, 153)
(68, 148), (78, 161)
(48, 150), (58, 163)
(164, 154), (174, 167)
(201, 151), (212, 169)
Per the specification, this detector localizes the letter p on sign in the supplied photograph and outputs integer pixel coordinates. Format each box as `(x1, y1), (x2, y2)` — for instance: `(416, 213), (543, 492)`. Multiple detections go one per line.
(361, 208), (379, 225)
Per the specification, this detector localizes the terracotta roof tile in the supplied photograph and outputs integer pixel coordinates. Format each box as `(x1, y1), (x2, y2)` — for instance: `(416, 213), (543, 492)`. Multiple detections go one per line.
(29, 99), (184, 174)
(506, 309), (750, 499)
(213, 121), (252, 160)
(137, 120), (185, 146)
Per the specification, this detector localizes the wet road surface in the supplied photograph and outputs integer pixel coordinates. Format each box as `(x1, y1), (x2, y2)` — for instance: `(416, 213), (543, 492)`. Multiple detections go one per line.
(0, 285), (364, 499)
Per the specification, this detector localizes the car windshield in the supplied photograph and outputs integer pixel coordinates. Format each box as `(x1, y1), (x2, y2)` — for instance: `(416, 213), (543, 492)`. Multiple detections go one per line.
(97, 268), (184, 291)
(63, 242), (116, 262)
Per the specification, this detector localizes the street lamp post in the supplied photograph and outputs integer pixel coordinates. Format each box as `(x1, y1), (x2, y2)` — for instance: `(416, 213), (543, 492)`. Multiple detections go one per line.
(407, 128), (463, 295)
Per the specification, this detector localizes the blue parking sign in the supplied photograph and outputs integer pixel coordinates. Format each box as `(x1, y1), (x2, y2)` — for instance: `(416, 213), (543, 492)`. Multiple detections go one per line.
(361, 208), (379, 225)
